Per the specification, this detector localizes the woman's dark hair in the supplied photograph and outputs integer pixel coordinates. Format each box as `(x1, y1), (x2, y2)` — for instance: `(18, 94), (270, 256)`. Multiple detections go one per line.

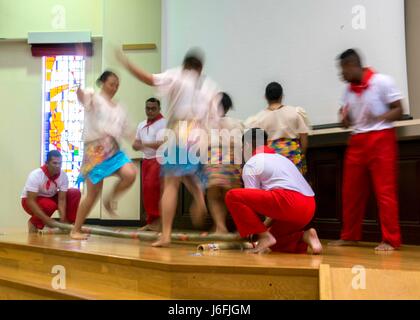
(96, 70), (119, 87)
(265, 82), (283, 102)
(221, 92), (233, 114)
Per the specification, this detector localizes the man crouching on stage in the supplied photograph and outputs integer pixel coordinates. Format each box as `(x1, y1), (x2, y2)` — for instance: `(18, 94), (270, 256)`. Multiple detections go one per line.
(225, 128), (322, 254)
(21, 150), (81, 232)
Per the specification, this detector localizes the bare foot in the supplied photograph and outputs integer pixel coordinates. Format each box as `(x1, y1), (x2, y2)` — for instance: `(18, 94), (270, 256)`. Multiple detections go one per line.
(250, 232), (276, 254)
(151, 237), (171, 247)
(28, 221), (38, 233)
(139, 219), (161, 232)
(70, 230), (89, 240)
(213, 227), (229, 234)
(103, 198), (119, 217)
(375, 242), (395, 251)
(328, 239), (359, 247)
(303, 228), (323, 255)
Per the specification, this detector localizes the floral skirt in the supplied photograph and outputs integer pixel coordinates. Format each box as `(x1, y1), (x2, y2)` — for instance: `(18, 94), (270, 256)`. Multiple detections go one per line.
(78, 137), (131, 185)
(269, 138), (307, 175)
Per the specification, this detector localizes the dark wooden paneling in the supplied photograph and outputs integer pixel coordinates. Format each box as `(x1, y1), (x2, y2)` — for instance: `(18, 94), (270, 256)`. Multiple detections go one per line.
(307, 138), (420, 244)
(168, 138), (420, 244)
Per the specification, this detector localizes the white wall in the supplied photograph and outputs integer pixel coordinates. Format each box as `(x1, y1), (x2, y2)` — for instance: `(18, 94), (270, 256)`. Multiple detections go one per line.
(163, 0), (409, 125)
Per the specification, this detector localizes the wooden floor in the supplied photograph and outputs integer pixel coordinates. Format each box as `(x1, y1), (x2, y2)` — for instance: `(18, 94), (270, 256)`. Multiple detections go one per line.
(1, 228), (420, 300)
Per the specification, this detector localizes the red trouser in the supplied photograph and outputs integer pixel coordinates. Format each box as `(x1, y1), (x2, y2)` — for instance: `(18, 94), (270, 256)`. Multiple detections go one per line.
(142, 158), (162, 224)
(225, 188), (315, 253)
(341, 128), (401, 248)
(21, 188), (81, 230)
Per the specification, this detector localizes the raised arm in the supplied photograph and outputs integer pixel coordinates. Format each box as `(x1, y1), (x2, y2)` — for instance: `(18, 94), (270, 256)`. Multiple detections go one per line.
(116, 50), (154, 86)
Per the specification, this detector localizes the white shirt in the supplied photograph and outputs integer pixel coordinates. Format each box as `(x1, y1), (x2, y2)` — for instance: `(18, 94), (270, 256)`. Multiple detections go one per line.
(244, 105), (310, 140)
(152, 68), (220, 128)
(341, 73), (403, 134)
(243, 153), (314, 197)
(21, 168), (69, 198)
(80, 89), (131, 142)
(135, 118), (167, 159)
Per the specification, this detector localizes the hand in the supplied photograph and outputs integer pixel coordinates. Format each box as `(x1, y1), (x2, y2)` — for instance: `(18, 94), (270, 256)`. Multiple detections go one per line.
(340, 106), (351, 128)
(132, 140), (144, 151)
(115, 48), (128, 66)
(45, 217), (57, 228)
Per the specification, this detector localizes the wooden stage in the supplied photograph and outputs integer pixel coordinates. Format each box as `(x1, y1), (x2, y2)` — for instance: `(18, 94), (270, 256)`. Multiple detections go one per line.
(1, 229), (420, 300)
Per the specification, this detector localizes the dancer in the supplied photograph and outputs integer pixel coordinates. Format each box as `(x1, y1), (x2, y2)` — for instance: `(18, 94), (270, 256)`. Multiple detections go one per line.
(245, 82), (310, 174)
(206, 92), (244, 234)
(71, 71), (137, 240)
(21, 150), (81, 232)
(117, 48), (221, 247)
(329, 49), (403, 251)
(225, 128), (322, 254)
(133, 97), (167, 231)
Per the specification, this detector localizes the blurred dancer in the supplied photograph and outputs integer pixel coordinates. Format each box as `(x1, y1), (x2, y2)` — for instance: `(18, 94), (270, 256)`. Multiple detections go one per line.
(117, 49), (220, 247)
(71, 71), (137, 240)
(329, 49), (403, 251)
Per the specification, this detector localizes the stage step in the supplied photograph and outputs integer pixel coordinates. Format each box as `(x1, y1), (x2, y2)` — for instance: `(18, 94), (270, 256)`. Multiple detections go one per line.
(0, 265), (166, 300)
(0, 236), (319, 300)
(319, 264), (420, 300)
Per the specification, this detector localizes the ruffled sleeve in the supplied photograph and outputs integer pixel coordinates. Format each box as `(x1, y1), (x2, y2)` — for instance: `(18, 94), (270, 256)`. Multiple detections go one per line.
(295, 106), (311, 133)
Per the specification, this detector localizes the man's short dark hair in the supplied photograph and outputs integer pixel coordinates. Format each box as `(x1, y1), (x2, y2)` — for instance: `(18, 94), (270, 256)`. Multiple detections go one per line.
(47, 150), (62, 162)
(265, 82), (283, 102)
(242, 128), (268, 151)
(338, 48), (363, 67)
(146, 97), (161, 107)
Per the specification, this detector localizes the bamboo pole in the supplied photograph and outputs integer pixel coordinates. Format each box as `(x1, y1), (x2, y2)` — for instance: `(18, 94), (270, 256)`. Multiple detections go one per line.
(48, 222), (243, 243)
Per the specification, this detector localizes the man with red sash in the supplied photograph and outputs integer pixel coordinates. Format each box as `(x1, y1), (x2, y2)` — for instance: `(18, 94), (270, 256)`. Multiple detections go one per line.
(225, 128), (322, 254)
(21, 150), (81, 232)
(133, 98), (167, 231)
(329, 49), (403, 251)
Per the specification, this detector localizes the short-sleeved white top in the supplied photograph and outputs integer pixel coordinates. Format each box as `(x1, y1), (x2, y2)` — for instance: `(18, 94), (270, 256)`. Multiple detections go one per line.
(340, 73), (403, 134)
(21, 168), (69, 198)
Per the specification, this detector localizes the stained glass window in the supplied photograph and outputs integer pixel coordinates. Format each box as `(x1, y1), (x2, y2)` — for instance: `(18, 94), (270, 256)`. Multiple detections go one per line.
(42, 56), (85, 187)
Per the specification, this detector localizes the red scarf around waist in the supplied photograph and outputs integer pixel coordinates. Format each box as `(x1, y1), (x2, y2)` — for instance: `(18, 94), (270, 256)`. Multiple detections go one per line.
(350, 68), (375, 96)
(252, 146), (276, 156)
(41, 164), (60, 191)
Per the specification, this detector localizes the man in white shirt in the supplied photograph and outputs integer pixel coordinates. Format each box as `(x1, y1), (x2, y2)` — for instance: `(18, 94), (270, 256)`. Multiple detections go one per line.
(21, 150), (81, 232)
(329, 49), (403, 251)
(225, 128), (322, 254)
(133, 98), (167, 231)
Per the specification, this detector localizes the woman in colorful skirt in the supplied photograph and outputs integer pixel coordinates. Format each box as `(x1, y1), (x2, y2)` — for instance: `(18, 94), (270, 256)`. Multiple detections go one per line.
(206, 93), (244, 234)
(70, 71), (137, 240)
(244, 82), (310, 175)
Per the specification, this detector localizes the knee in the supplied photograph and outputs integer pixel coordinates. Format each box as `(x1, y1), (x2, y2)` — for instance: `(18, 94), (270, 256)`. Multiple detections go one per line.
(207, 187), (220, 201)
(42, 202), (58, 215)
(225, 189), (242, 204)
(122, 165), (137, 184)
